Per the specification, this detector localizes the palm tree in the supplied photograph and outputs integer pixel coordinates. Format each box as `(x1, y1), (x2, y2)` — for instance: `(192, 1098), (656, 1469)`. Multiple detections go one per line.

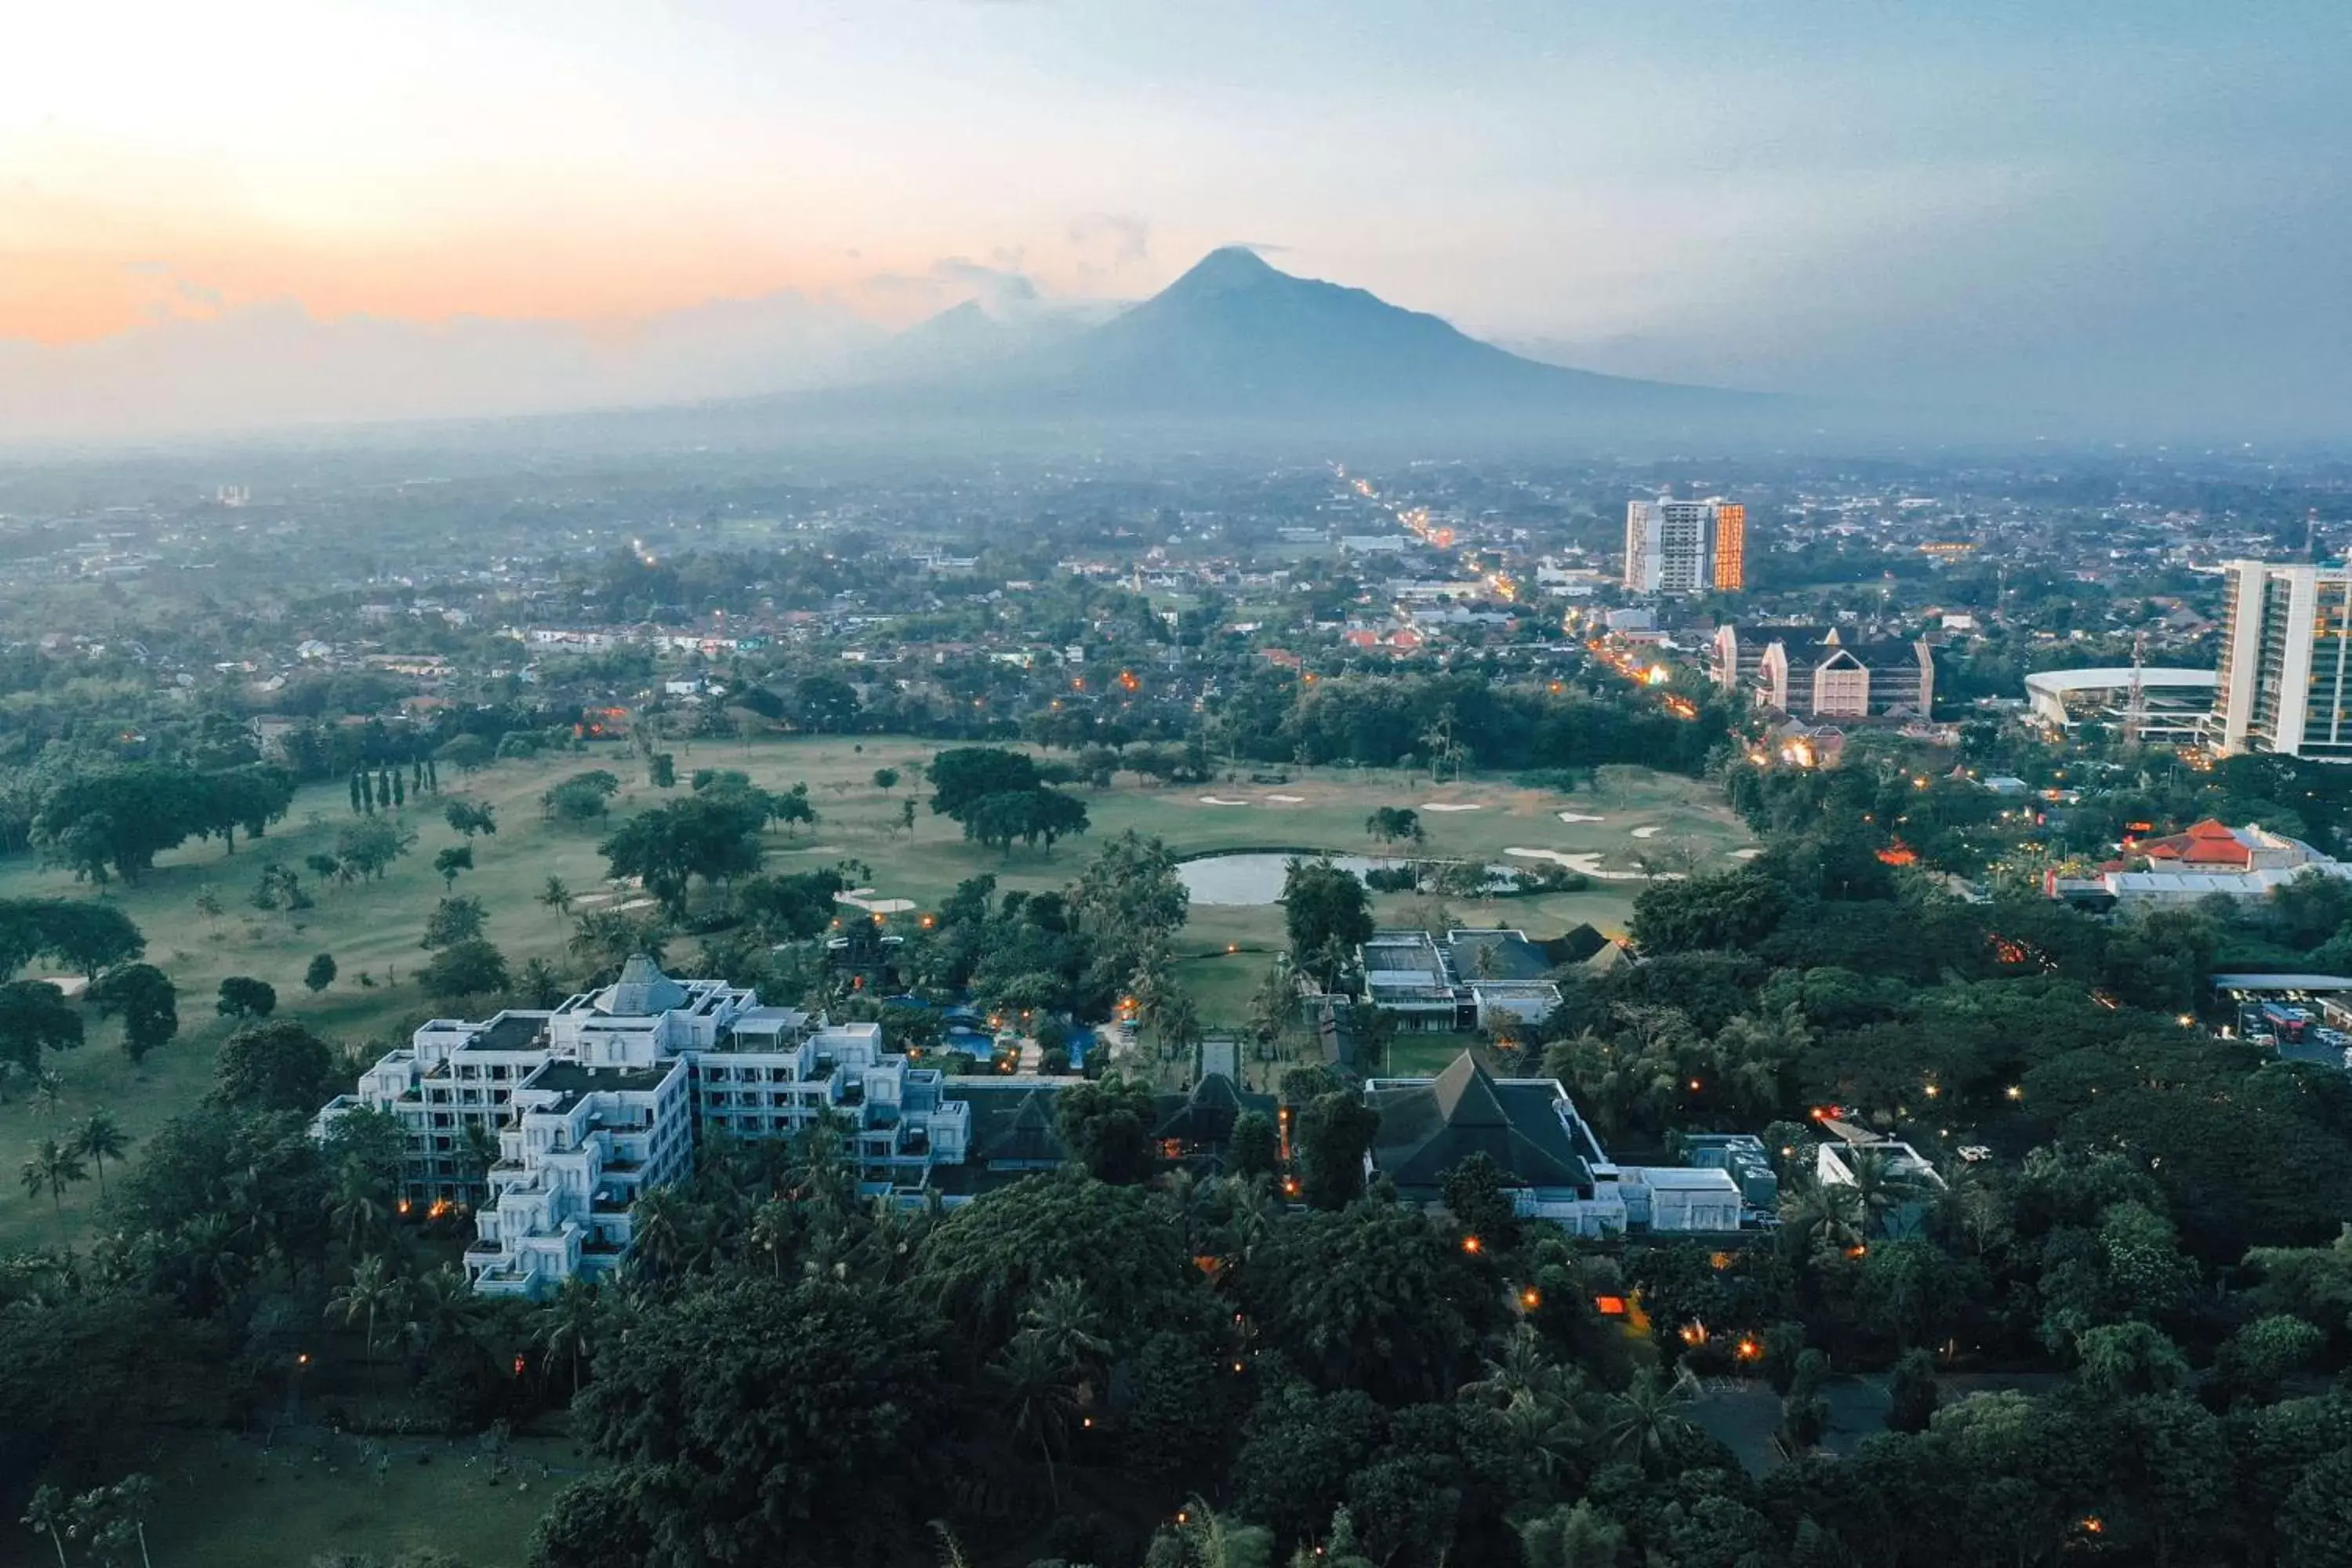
(170, 1212), (250, 1315)
(22, 1483), (70, 1568)
(68, 1110), (129, 1200)
(628, 1187), (688, 1282)
(326, 1254), (406, 1396)
(29, 1069), (63, 1120)
(539, 876), (575, 915)
(328, 1160), (393, 1255)
(399, 1265), (481, 1356)
(1465, 1323), (1572, 1408)
(748, 1197), (796, 1277)
(1020, 1276), (1110, 1384)
(1599, 1367), (1700, 1474)
(19, 1138), (87, 1216)
(1778, 1173), (1864, 1260)
(1501, 1390), (1587, 1486)
(537, 1276), (603, 1397)
(1181, 1497), (1276, 1568)
(986, 1330), (1079, 1508)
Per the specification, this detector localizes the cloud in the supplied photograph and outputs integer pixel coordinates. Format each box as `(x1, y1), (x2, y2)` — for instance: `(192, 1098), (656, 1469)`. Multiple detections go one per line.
(1066, 211), (1150, 264)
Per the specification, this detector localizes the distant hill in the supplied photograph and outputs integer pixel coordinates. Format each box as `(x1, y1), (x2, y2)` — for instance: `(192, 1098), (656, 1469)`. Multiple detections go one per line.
(741, 246), (1784, 445)
(983, 245), (1758, 420)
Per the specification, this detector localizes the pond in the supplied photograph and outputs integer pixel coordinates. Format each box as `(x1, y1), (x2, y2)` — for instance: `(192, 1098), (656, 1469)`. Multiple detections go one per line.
(1177, 852), (1401, 906)
(1176, 851), (1533, 906)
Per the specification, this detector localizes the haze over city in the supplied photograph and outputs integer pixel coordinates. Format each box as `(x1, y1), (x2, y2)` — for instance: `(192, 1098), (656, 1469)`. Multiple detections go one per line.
(5, 0), (2348, 441)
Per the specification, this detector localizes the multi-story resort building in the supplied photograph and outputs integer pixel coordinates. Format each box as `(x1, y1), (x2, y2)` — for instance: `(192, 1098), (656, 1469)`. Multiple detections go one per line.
(314, 956), (972, 1297)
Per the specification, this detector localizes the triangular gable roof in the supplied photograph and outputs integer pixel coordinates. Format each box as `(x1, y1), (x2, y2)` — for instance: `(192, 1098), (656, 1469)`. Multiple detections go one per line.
(1367, 1052), (1589, 1194)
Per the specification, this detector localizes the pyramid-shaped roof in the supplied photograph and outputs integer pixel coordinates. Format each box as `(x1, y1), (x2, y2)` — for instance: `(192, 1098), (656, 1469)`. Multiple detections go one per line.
(590, 954), (691, 1018)
(1367, 1051), (1589, 1195)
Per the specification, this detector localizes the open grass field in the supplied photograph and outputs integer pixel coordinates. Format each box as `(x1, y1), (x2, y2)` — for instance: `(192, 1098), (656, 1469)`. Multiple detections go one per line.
(135, 1425), (583, 1568)
(0, 739), (1747, 1250)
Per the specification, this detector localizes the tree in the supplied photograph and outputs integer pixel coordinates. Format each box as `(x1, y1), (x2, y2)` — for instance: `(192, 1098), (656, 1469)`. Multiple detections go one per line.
(0, 980), (83, 1075)
(568, 1276), (948, 1568)
(1365, 806), (1424, 848)
(600, 794), (770, 916)
(1283, 860), (1374, 977)
(38, 902), (146, 979)
(1231, 1109), (1279, 1178)
(646, 752), (675, 790)
(20, 1136), (87, 1215)
(421, 938), (511, 1002)
(435, 735), (495, 774)
(539, 877), (575, 915)
(1599, 1367), (1700, 1474)
(422, 895), (490, 949)
(327, 1254), (405, 1396)
(216, 975), (278, 1018)
(1054, 1076), (1159, 1184)
(1628, 869), (1788, 954)
(303, 952), (339, 994)
(68, 1109), (129, 1199)
(545, 771), (622, 825)
(536, 1277), (604, 1399)
(873, 766), (900, 793)
(928, 746), (1041, 816)
(86, 963), (176, 1062)
(1886, 1347), (1940, 1432)
(1296, 1091), (1381, 1210)
(212, 1018), (334, 1112)
(1519, 1501), (1625, 1568)
(434, 844), (474, 889)
(336, 818), (417, 881)
(445, 800), (498, 839)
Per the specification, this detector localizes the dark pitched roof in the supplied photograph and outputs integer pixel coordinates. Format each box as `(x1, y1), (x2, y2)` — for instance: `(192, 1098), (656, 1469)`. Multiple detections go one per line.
(1152, 1072), (1276, 1145)
(1368, 1052), (1589, 1194)
(947, 1083), (1069, 1167)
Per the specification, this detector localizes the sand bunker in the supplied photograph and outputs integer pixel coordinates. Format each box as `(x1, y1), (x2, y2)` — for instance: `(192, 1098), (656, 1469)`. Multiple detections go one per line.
(1265, 793), (1306, 803)
(613, 898), (659, 912)
(1422, 803), (1483, 812)
(1504, 847), (1677, 882)
(1729, 848), (1764, 860)
(1631, 826), (1663, 839)
(1557, 812), (1606, 823)
(1200, 796), (1250, 806)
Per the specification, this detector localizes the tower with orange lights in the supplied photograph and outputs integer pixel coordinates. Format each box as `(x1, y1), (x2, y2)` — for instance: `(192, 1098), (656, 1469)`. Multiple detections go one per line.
(1624, 497), (1744, 595)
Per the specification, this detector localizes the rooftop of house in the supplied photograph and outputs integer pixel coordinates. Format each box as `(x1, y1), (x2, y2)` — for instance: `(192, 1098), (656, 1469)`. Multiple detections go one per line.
(1445, 928), (1552, 982)
(1152, 1072), (1276, 1148)
(1367, 1052), (1590, 1194)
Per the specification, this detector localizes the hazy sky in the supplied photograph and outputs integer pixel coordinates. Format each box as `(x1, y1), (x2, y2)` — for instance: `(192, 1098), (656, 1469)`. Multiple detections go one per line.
(4, 1), (2347, 438)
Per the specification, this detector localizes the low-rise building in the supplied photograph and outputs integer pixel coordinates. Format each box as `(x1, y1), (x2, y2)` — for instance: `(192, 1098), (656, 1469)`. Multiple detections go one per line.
(1364, 1053), (1743, 1236)
(1355, 928), (1563, 1032)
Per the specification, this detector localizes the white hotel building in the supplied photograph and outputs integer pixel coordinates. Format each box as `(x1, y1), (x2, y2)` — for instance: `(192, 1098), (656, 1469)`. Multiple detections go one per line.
(314, 956), (971, 1298)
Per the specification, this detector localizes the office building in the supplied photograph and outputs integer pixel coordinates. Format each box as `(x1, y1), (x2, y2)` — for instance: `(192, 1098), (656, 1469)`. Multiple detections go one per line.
(2211, 561), (2352, 760)
(1623, 498), (1745, 595)
(1717, 625), (1936, 720)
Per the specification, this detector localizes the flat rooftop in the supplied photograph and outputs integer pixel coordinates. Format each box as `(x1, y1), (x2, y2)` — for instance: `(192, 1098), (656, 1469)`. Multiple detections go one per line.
(524, 1061), (673, 1098)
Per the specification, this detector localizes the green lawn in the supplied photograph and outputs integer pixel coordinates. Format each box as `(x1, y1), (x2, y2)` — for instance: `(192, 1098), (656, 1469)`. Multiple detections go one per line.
(140, 1426), (585, 1568)
(0, 741), (1745, 1250)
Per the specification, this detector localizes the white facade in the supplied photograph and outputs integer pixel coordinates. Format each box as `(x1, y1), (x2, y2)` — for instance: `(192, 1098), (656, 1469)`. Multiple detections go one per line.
(314, 957), (972, 1298)
(1624, 498), (1744, 596)
(2212, 561), (2352, 760)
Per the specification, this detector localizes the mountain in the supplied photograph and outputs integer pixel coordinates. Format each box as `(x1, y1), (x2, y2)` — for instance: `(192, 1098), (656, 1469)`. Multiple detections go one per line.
(813, 246), (1781, 441)
(477, 249), (1814, 455)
